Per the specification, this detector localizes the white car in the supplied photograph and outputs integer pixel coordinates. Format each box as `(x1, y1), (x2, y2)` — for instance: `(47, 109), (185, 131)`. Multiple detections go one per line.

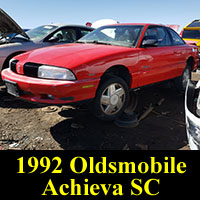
(185, 74), (200, 150)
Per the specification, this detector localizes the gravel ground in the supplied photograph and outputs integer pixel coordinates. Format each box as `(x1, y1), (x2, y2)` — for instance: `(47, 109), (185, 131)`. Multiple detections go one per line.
(0, 82), (189, 150)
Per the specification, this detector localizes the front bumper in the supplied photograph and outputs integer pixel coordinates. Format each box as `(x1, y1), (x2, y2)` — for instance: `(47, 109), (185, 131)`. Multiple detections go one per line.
(1, 68), (99, 104)
(185, 80), (200, 150)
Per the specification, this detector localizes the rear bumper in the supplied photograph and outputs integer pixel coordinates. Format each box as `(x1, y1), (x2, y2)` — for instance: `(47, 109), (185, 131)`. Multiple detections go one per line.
(1, 68), (99, 104)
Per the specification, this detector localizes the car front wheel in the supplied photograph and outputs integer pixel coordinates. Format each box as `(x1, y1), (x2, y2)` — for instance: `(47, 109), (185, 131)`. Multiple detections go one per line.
(92, 75), (129, 121)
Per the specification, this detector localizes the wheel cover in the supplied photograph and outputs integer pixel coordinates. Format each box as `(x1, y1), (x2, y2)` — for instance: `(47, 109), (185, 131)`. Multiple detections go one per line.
(100, 83), (126, 115)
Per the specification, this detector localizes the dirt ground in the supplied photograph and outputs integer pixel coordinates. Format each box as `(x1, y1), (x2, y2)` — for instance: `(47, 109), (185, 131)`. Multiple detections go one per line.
(0, 82), (190, 150)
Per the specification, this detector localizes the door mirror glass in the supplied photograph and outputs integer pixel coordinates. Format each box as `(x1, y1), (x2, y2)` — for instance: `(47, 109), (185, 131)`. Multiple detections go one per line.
(142, 36), (158, 47)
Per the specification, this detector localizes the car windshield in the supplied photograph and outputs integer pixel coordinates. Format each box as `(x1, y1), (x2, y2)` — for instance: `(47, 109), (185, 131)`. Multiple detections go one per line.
(187, 20), (200, 27)
(78, 25), (143, 47)
(183, 30), (200, 39)
(16, 25), (58, 41)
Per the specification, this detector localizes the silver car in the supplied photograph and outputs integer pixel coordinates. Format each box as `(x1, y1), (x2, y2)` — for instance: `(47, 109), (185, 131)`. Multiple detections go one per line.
(0, 9), (94, 73)
(185, 77), (200, 150)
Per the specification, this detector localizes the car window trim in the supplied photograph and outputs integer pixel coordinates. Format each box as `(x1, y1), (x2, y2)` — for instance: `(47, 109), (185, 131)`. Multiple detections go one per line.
(134, 25), (145, 48)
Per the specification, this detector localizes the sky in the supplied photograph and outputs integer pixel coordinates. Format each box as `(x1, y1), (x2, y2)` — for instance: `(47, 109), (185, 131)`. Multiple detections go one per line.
(1, 0), (200, 32)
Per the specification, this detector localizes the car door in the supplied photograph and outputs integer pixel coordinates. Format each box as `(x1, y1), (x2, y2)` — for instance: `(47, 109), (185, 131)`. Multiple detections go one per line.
(137, 26), (175, 87)
(167, 27), (188, 76)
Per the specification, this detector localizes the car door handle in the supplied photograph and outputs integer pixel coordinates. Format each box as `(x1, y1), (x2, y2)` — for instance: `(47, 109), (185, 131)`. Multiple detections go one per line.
(173, 51), (179, 54)
(173, 51), (182, 55)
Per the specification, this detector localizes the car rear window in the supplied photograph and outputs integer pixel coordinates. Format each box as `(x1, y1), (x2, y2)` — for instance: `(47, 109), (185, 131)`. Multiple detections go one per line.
(187, 20), (200, 27)
(183, 30), (200, 39)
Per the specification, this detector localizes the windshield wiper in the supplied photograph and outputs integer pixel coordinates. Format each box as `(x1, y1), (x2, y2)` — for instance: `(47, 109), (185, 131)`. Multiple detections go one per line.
(89, 40), (112, 45)
(77, 40), (111, 45)
(76, 41), (87, 44)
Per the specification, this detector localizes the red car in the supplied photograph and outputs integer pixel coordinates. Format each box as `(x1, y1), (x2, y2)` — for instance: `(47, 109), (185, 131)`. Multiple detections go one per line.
(1, 23), (199, 121)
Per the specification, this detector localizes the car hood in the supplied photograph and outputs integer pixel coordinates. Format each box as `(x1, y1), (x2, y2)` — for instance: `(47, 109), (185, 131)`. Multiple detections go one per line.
(0, 8), (29, 39)
(16, 43), (135, 68)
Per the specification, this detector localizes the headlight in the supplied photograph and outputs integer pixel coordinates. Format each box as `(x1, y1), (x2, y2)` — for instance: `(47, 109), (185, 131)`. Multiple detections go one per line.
(38, 65), (76, 80)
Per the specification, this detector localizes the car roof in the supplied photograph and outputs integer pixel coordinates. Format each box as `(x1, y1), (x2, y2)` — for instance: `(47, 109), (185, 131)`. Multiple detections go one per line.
(50, 24), (94, 30)
(101, 23), (166, 27)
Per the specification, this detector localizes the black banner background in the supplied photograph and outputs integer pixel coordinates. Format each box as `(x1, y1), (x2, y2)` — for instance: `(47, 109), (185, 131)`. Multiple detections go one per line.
(0, 150), (199, 199)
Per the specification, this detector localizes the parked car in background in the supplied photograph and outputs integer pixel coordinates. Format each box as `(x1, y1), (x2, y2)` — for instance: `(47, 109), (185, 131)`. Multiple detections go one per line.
(180, 20), (200, 58)
(1, 23), (199, 120)
(185, 77), (200, 150)
(0, 29), (30, 44)
(0, 8), (94, 73)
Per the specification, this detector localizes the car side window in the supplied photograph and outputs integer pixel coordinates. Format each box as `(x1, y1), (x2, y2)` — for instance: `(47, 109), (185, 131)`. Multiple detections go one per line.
(79, 29), (92, 38)
(167, 28), (185, 45)
(144, 26), (172, 47)
(50, 28), (77, 43)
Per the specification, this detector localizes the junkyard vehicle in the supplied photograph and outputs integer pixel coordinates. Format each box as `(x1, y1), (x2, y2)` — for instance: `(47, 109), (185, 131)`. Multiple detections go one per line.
(0, 8), (94, 73)
(180, 20), (200, 58)
(0, 29), (30, 43)
(1, 23), (199, 120)
(185, 72), (200, 150)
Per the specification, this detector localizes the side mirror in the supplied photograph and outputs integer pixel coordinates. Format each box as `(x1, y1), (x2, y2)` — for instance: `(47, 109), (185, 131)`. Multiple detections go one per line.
(48, 37), (60, 43)
(142, 36), (158, 47)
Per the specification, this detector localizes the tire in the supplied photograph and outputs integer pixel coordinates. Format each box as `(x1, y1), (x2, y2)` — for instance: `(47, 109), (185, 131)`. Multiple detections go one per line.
(124, 91), (138, 114)
(175, 64), (191, 92)
(92, 75), (129, 121)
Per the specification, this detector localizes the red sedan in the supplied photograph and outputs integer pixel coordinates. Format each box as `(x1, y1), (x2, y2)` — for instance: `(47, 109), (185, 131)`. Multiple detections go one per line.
(1, 23), (199, 120)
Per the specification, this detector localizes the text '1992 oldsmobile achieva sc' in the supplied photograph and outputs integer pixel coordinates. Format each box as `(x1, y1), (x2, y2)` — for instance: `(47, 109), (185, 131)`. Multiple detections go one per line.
(1, 23), (199, 120)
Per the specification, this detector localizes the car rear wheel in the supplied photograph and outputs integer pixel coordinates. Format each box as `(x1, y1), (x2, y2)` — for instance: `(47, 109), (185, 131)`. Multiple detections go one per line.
(92, 75), (129, 121)
(175, 64), (191, 91)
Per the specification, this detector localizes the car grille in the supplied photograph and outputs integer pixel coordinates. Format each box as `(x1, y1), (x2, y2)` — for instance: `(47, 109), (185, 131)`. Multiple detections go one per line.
(10, 60), (41, 78)
(23, 62), (41, 78)
(10, 60), (18, 73)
